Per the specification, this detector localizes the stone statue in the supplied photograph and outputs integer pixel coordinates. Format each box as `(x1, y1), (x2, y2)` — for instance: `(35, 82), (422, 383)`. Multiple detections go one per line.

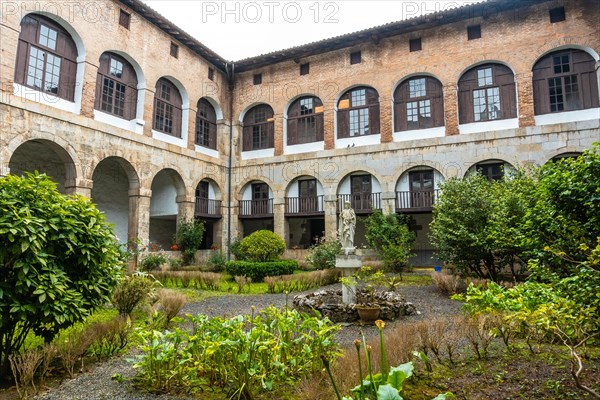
(339, 201), (356, 251)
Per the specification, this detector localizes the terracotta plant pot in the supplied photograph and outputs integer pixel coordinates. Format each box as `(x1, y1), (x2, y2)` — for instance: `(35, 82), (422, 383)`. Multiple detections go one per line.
(356, 305), (381, 324)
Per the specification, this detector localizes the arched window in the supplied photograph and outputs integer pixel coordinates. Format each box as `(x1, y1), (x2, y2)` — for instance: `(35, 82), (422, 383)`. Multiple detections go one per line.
(458, 63), (516, 124)
(94, 52), (138, 120)
(196, 98), (217, 149)
(14, 14), (78, 101)
(242, 105), (274, 151)
(394, 76), (444, 131)
(287, 96), (324, 145)
(337, 87), (379, 138)
(533, 49), (599, 115)
(153, 78), (182, 137)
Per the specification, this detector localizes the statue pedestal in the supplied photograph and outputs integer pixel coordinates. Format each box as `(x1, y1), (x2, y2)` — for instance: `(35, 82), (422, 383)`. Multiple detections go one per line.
(336, 253), (362, 304)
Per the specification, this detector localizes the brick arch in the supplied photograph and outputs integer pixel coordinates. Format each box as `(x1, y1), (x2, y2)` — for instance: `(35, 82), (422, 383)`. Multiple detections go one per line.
(194, 177), (222, 200)
(91, 156), (140, 190)
(235, 177), (274, 200)
(145, 166), (188, 198)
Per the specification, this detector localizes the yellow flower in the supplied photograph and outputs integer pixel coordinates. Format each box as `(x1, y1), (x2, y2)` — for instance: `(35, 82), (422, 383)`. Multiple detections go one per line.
(375, 320), (385, 330)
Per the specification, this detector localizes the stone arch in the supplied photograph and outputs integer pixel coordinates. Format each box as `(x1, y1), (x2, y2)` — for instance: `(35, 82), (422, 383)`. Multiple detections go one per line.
(8, 138), (79, 194)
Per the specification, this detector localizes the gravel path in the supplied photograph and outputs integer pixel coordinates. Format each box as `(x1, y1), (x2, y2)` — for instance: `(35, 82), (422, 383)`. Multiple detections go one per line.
(34, 281), (461, 400)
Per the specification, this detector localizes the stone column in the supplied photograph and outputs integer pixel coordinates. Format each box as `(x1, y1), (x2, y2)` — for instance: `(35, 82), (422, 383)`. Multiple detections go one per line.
(380, 191), (397, 215)
(65, 178), (93, 197)
(516, 71), (535, 128)
(187, 108), (197, 150)
(129, 188), (152, 248)
(80, 61), (99, 119)
(143, 89), (155, 137)
(323, 195), (339, 237)
(176, 195), (196, 225)
(443, 83), (459, 136)
(273, 200), (286, 243)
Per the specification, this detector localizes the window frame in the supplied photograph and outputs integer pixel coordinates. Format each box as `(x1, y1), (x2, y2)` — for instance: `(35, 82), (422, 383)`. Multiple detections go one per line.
(287, 96), (324, 145)
(476, 162), (504, 181)
(195, 98), (217, 149)
(337, 86), (380, 138)
(94, 52), (138, 120)
(532, 49), (599, 115)
(458, 63), (517, 124)
(242, 104), (274, 151)
(394, 76), (444, 132)
(153, 77), (183, 137)
(14, 14), (78, 102)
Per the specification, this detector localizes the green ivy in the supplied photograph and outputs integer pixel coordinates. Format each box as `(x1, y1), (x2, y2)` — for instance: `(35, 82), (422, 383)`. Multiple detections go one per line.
(225, 260), (297, 282)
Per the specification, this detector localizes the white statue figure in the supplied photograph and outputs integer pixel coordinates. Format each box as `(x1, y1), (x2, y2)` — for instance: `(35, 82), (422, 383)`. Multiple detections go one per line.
(339, 201), (356, 251)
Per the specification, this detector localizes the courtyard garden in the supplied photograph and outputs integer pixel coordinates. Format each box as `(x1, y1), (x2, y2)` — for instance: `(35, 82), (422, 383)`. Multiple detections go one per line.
(0, 145), (599, 399)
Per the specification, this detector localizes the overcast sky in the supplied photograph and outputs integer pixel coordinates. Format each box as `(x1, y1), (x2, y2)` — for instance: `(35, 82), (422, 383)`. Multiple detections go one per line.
(142, 1), (482, 61)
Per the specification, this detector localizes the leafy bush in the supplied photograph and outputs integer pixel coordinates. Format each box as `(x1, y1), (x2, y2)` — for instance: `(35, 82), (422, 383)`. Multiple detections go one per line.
(111, 272), (157, 316)
(154, 289), (187, 326)
(139, 252), (168, 271)
(207, 249), (227, 272)
(306, 235), (342, 270)
(0, 173), (124, 377)
(225, 260), (297, 282)
(173, 219), (204, 265)
(237, 230), (286, 262)
(130, 306), (340, 398)
(365, 211), (415, 274)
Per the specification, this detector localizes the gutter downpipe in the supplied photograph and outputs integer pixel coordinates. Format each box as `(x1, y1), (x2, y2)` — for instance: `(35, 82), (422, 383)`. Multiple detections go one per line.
(225, 61), (235, 260)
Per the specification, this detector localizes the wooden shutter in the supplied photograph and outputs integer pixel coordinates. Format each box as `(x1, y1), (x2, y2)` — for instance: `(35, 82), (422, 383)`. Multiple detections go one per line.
(495, 65), (517, 119)
(458, 69), (476, 124)
(315, 112), (324, 141)
(428, 78), (445, 127)
(393, 81), (408, 132)
(572, 50), (599, 109)
(532, 55), (552, 115)
(14, 40), (29, 85)
(337, 109), (349, 138)
(267, 121), (274, 148)
(287, 118), (298, 145)
(369, 103), (380, 134)
(242, 125), (252, 151)
(58, 59), (76, 101)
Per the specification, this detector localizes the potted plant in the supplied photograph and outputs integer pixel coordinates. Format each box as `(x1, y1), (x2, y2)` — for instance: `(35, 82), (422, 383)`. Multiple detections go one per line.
(340, 266), (386, 323)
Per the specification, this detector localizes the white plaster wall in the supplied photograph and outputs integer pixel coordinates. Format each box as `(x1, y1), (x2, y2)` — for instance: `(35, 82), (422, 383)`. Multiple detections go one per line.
(241, 148), (275, 160)
(91, 161), (129, 244)
(338, 174), (382, 194)
(336, 134), (381, 149)
(150, 173), (178, 216)
(13, 83), (78, 115)
(286, 178), (324, 197)
(396, 169), (444, 192)
(459, 118), (519, 135)
(534, 108), (600, 126)
(393, 126), (445, 142)
(93, 110), (144, 134)
(241, 182), (273, 201)
(284, 141), (324, 155)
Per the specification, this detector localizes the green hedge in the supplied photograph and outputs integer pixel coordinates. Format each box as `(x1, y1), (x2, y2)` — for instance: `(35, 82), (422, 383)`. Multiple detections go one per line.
(225, 260), (298, 282)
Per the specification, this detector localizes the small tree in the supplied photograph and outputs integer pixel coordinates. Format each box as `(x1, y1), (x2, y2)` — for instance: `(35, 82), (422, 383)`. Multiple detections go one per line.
(0, 173), (124, 377)
(306, 235), (342, 270)
(238, 230), (286, 262)
(174, 219), (204, 265)
(430, 174), (500, 279)
(364, 211), (415, 275)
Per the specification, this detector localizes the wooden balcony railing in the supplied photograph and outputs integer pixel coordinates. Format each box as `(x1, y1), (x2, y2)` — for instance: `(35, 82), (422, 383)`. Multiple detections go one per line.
(337, 193), (382, 214)
(239, 199), (274, 218)
(285, 195), (324, 216)
(195, 198), (222, 218)
(396, 189), (439, 212)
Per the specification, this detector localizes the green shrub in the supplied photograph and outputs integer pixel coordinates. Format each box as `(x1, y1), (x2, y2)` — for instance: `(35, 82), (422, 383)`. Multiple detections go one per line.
(0, 173), (124, 377)
(139, 252), (168, 271)
(237, 230), (286, 262)
(225, 260), (297, 282)
(87, 316), (132, 360)
(306, 236), (342, 270)
(173, 219), (204, 265)
(130, 306), (340, 398)
(207, 249), (227, 272)
(365, 211), (415, 274)
(111, 272), (157, 316)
